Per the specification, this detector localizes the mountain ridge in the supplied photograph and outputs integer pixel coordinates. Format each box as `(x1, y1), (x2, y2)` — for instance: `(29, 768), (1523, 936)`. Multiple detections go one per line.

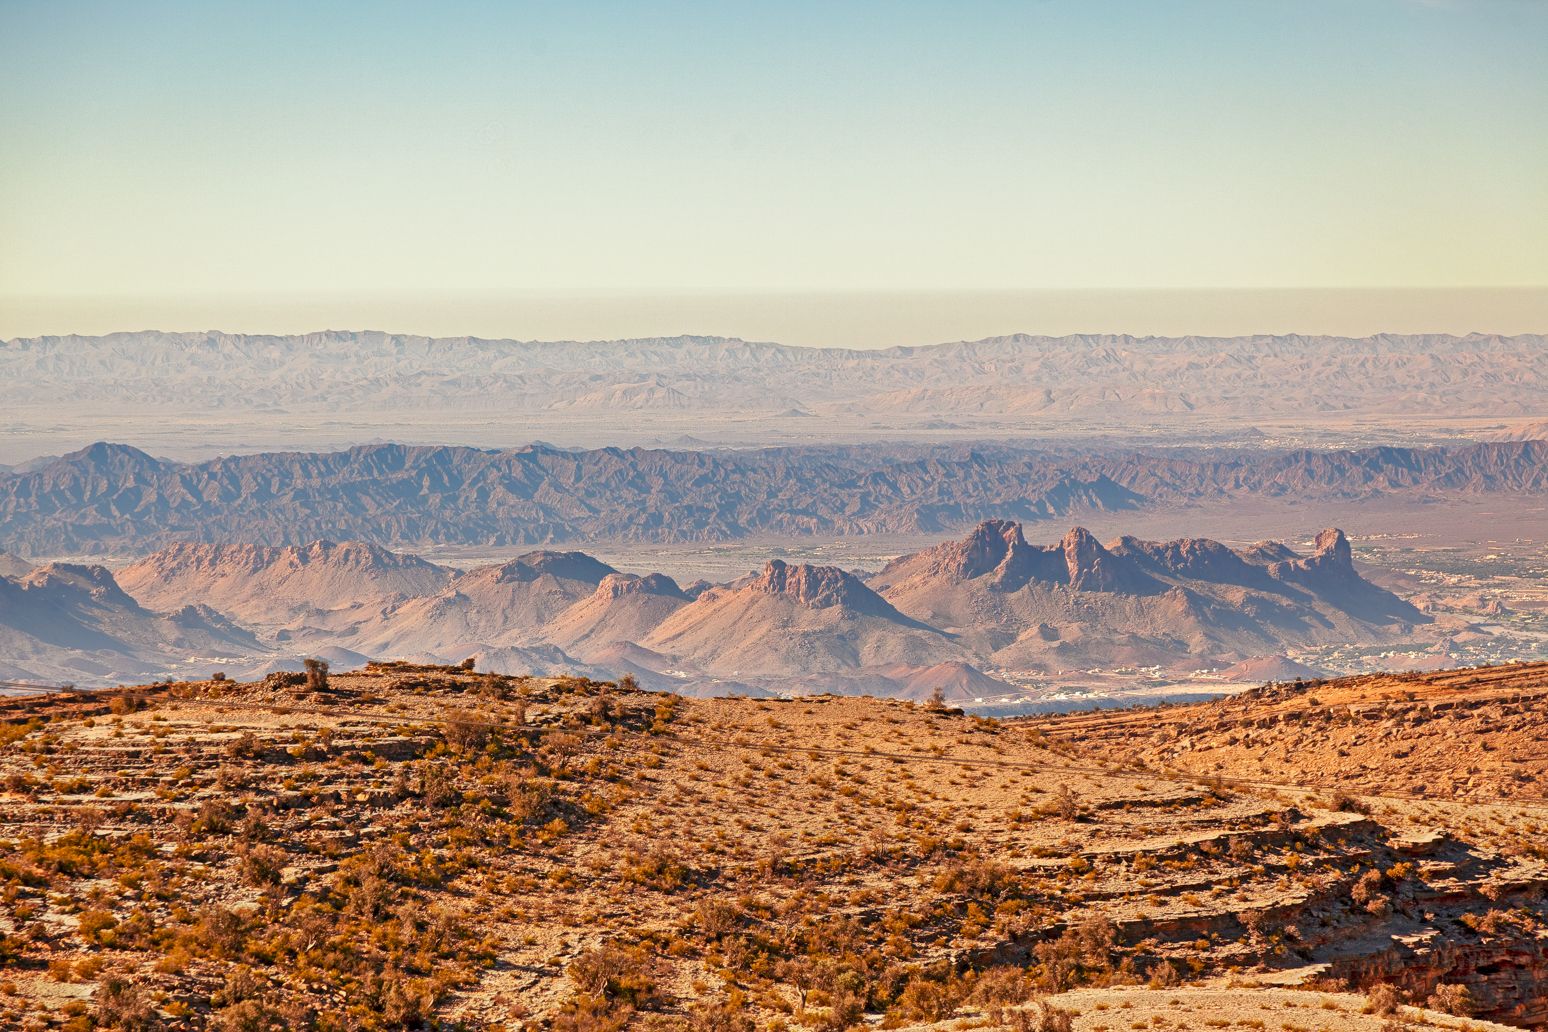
(1, 439), (1542, 555)
(7, 522), (1431, 693)
(868, 522), (1425, 673)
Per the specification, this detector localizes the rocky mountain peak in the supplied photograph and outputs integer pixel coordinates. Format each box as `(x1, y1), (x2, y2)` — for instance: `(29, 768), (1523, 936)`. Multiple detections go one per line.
(23, 562), (130, 599)
(1059, 527), (1111, 589)
(296, 540), (409, 569)
(595, 572), (686, 601)
(492, 551), (616, 585)
(1111, 535), (1267, 588)
(1267, 528), (1355, 583)
(1311, 527), (1352, 567)
(752, 559), (891, 614)
(1052, 527), (1163, 594)
(77, 441), (159, 467)
(950, 519), (1030, 578)
(1260, 527), (1420, 625)
(1241, 540), (1299, 565)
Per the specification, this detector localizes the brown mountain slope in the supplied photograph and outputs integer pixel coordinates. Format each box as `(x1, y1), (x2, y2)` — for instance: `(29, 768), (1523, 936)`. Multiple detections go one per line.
(118, 539), (456, 628)
(1029, 661), (1548, 803)
(349, 550), (617, 658)
(0, 562), (260, 683)
(543, 572), (690, 661)
(1217, 654), (1327, 682)
(0, 552), (32, 579)
(0, 664), (1541, 1028)
(641, 559), (965, 679)
(2, 525), (1449, 693)
(874, 659), (1019, 703)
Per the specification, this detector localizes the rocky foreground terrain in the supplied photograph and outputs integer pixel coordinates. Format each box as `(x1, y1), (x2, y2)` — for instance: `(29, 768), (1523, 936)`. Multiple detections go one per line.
(0, 661), (1543, 1029)
(1029, 664), (1548, 804)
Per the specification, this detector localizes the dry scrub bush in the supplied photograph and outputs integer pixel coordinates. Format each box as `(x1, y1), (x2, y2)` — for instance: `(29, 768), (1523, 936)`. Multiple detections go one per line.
(443, 712), (490, 753)
(970, 966), (1037, 1023)
(1009, 1002), (1074, 1032)
(552, 996), (633, 1032)
(419, 762), (459, 808)
(239, 844), (287, 887)
(1032, 915), (1118, 991)
(555, 946), (668, 1032)
(895, 970), (965, 1021)
(625, 847), (693, 891)
(693, 899), (743, 939)
(1364, 983), (1402, 1015)
(476, 673), (507, 701)
(303, 658), (329, 693)
(208, 998), (306, 1031)
(92, 971), (160, 1031)
(815, 991), (864, 1032)
(1351, 869), (1392, 916)
(686, 996), (755, 1032)
(1426, 984), (1474, 1016)
(1147, 960), (1180, 988)
(1324, 790), (1369, 814)
(225, 731), (262, 760)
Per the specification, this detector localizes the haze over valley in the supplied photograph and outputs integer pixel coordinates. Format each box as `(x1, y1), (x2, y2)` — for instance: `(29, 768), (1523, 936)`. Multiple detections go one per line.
(3, 331), (1545, 463)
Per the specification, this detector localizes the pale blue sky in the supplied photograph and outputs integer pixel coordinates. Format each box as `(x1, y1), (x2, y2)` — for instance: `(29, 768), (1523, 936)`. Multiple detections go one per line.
(1, 1), (1545, 337)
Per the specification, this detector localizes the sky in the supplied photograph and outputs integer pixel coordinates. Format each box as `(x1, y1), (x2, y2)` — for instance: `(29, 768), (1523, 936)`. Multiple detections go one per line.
(1, 0), (1546, 343)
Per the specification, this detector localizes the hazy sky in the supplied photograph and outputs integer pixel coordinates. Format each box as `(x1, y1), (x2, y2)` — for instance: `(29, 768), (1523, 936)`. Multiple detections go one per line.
(2, 0), (1545, 340)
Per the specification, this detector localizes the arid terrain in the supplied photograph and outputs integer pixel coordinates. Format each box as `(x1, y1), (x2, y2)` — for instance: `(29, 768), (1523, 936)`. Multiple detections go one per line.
(0, 661), (1543, 1029)
(7, 1), (1544, 1028)
(1029, 664), (1548, 804)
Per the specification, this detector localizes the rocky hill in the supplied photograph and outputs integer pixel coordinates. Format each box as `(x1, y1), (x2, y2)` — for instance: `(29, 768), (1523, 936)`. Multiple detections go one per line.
(870, 522), (1425, 673)
(1489, 420), (1548, 442)
(117, 540), (455, 627)
(1029, 662), (1548, 803)
(1, 438), (1543, 555)
(543, 573), (691, 661)
(347, 551), (617, 659)
(0, 661), (1541, 1028)
(0, 562), (260, 683)
(640, 559), (962, 687)
(0, 552), (34, 579)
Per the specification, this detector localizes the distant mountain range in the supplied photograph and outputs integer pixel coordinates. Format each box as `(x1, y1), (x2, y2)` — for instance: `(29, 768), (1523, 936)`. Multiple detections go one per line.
(4, 331), (1543, 423)
(2, 333), (1544, 462)
(1, 524), (1429, 697)
(0, 438), (1542, 555)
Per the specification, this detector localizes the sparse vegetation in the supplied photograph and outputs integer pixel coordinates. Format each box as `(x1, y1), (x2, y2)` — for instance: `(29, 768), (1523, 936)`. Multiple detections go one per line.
(0, 662), (1541, 1028)
(302, 657), (329, 693)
